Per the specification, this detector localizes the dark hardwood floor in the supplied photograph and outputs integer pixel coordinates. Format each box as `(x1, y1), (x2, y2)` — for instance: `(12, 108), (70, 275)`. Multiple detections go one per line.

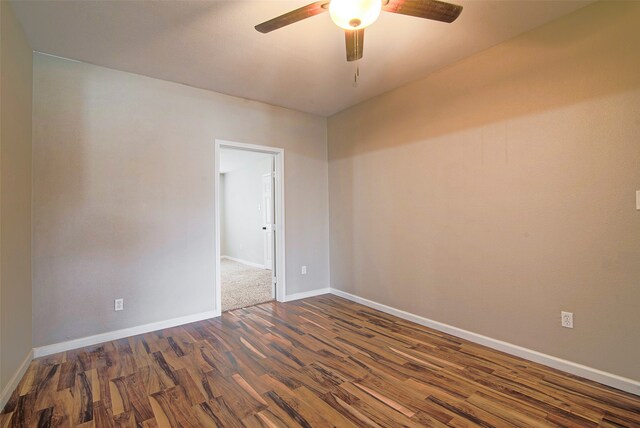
(1, 294), (639, 427)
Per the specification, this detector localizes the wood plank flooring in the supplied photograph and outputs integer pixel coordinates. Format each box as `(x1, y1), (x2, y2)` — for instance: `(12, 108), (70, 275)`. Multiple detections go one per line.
(1, 295), (639, 427)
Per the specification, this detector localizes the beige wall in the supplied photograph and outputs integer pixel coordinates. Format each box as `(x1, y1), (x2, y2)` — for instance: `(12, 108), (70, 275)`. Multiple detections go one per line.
(0, 1), (33, 394)
(32, 53), (329, 347)
(328, 1), (640, 381)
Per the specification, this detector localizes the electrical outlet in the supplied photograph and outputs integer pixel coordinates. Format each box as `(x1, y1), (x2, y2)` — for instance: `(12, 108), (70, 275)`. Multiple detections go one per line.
(115, 298), (124, 311)
(561, 311), (573, 328)
(301, 266), (307, 275)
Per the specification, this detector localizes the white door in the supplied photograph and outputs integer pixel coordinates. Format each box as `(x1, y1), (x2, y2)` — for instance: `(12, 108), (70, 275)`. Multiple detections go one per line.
(262, 172), (274, 271)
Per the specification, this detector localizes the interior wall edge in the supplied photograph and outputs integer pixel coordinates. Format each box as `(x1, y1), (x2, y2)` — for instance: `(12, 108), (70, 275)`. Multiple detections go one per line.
(0, 349), (33, 411)
(329, 288), (640, 396)
(0, 0), (34, 397)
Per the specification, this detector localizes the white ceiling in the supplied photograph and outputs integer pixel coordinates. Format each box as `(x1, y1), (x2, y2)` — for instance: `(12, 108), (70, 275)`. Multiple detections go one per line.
(220, 149), (272, 174)
(12, 0), (592, 116)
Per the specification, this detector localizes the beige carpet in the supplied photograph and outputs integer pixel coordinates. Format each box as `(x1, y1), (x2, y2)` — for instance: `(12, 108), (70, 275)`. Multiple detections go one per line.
(221, 258), (273, 312)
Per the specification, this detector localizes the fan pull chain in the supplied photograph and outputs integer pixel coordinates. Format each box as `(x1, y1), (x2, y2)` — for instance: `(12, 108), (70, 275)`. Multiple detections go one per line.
(353, 64), (360, 88)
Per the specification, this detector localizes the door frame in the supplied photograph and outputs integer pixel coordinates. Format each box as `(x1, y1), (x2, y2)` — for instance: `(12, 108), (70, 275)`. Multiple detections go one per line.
(214, 139), (286, 315)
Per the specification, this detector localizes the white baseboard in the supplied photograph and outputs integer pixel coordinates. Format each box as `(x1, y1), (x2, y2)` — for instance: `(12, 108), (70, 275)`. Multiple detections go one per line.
(0, 349), (33, 411)
(221, 255), (268, 270)
(329, 289), (640, 396)
(33, 310), (220, 358)
(284, 287), (330, 302)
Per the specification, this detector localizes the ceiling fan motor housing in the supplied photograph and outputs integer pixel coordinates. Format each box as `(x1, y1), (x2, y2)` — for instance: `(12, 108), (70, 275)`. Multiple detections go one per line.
(330, 0), (382, 30)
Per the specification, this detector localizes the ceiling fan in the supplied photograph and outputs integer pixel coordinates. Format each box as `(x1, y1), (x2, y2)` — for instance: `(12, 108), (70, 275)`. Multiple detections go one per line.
(255, 0), (463, 62)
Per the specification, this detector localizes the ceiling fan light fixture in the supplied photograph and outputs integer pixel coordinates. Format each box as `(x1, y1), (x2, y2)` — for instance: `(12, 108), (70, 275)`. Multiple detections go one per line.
(329, 0), (382, 30)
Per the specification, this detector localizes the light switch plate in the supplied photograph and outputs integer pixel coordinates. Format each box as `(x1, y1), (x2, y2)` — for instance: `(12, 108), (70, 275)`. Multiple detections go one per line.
(636, 190), (640, 210)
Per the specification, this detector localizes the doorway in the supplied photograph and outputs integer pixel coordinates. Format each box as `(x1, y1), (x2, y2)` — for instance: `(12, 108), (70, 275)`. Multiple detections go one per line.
(215, 140), (285, 314)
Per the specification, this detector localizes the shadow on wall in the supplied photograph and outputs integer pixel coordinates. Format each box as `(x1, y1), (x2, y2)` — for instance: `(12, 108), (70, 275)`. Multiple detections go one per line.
(328, 1), (640, 160)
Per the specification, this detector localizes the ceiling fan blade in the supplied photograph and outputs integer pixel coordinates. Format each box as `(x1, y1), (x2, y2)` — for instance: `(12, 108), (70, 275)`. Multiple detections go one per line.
(345, 28), (364, 62)
(382, 0), (462, 23)
(255, 1), (329, 34)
